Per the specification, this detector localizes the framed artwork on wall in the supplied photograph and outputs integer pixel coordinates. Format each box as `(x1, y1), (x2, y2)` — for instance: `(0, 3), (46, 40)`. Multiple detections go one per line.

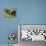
(4, 8), (16, 18)
(18, 24), (46, 41)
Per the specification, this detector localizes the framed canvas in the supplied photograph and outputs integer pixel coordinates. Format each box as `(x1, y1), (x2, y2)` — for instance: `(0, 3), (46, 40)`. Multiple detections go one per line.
(18, 24), (46, 42)
(4, 8), (16, 18)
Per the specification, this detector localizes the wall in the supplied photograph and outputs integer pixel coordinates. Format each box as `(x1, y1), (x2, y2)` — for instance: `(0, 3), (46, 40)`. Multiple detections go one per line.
(0, 0), (20, 44)
(0, 0), (46, 44)
(20, 0), (46, 24)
